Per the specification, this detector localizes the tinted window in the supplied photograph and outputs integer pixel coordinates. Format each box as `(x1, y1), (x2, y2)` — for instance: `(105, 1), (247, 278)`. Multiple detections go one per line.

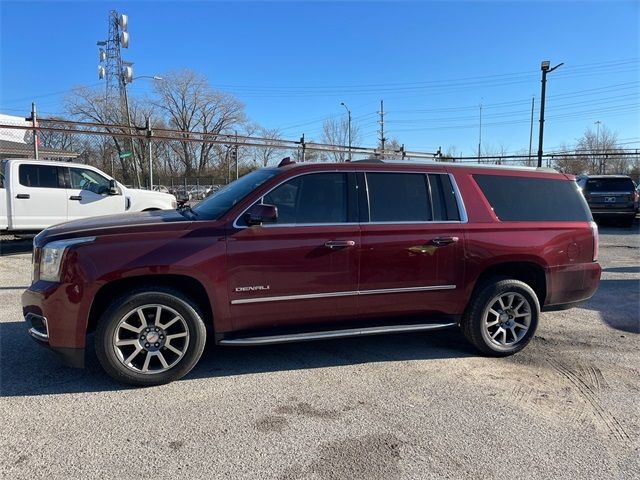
(18, 164), (60, 188)
(474, 174), (591, 222)
(585, 178), (634, 192)
(366, 172), (432, 222)
(428, 174), (460, 221)
(69, 168), (111, 194)
(263, 172), (349, 224)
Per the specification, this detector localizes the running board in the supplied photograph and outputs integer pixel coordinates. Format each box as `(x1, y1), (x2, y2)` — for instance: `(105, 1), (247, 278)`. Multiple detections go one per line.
(218, 322), (458, 346)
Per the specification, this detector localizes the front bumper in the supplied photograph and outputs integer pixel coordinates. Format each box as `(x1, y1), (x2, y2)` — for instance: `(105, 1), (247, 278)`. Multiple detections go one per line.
(22, 282), (89, 368)
(25, 313), (85, 368)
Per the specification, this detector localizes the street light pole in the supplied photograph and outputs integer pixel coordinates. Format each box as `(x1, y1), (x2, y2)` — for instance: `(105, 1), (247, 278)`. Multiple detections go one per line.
(537, 60), (564, 168)
(340, 102), (352, 162)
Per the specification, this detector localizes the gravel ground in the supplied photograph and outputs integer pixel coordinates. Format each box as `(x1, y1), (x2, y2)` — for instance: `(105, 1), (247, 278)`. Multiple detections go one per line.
(1, 224), (638, 479)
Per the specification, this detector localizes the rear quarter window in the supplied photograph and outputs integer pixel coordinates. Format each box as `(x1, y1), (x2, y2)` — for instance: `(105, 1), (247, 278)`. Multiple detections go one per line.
(474, 174), (591, 222)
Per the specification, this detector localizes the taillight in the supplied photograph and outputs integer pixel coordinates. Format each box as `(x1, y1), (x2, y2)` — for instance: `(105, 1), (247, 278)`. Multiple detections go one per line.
(590, 221), (599, 262)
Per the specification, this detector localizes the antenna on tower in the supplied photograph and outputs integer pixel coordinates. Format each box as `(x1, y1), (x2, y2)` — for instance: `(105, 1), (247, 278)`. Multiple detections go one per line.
(96, 10), (132, 123)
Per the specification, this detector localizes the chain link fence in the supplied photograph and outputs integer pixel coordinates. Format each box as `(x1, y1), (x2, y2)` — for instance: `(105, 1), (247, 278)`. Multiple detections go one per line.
(1, 117), (639, 190)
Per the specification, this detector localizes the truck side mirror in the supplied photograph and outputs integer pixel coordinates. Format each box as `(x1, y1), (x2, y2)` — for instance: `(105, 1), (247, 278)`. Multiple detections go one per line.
(108, 179), (120, 196)
(244, 203), (278, 226)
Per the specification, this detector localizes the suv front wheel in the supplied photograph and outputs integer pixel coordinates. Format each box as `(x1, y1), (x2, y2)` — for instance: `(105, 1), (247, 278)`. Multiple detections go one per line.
(461, 278), (540, 356)
(95, 288), (207, 386)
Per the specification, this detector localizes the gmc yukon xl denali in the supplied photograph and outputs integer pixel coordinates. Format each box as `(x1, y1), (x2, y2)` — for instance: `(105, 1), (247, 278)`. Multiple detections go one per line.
(22, 159), (601, 386)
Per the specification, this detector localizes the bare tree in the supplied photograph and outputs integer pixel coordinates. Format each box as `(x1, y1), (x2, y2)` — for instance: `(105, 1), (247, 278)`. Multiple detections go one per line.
(321, 117), (361, 162)
(576, 124), (619, 174)
(64, 87), (146, 185)
(255, 127), (284, 167)
(153, 69), (245, 175)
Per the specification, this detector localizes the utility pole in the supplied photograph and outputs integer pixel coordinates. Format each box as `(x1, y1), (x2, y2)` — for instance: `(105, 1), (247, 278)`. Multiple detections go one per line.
(146, 116), (153, 189)
(300, 133), (306, 162)
(537, 60), (564, 167)
(235, 130), (239, 180)
(30, 102), (39, 160)
(528, 96), (535, 164)
(378, 100), (386, 157)
(477, 100), (483, 162)
(595, 120), (602, 174)
(340, 102), (352, 162)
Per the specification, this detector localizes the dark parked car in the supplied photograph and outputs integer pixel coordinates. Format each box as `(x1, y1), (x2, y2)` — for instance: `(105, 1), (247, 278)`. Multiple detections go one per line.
(23, 159), (601, 386)
(577, 175), (638, 227)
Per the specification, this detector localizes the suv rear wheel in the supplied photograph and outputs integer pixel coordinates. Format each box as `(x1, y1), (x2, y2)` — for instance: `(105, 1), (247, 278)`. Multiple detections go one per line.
(461, 278), (540, 356)
(95, 288), (207, 386)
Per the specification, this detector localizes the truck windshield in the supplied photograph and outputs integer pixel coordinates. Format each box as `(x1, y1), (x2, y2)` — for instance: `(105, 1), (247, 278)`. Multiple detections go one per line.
(191, 168), (280, 220)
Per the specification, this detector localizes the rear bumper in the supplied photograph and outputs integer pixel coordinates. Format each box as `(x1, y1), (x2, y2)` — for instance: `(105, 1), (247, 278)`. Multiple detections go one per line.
(545, 262), (601, 308)
(590, 209), (636, 218)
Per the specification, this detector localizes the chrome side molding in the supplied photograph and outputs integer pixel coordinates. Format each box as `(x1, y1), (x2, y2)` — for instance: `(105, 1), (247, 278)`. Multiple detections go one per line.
(218, 322), (458, 346)
(230, 284), (456, 305)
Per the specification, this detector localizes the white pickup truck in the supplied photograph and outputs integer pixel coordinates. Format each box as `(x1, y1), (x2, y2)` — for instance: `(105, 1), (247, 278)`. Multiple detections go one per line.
(0, 159), (177, 234)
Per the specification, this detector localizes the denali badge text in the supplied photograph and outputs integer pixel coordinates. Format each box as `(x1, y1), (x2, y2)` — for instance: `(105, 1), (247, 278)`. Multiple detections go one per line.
(235, 285), (271, 292)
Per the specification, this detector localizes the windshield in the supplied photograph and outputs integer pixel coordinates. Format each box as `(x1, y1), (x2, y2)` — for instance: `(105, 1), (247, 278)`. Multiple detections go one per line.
(191, 168), (281, 220)
(585, 178), (634, 192)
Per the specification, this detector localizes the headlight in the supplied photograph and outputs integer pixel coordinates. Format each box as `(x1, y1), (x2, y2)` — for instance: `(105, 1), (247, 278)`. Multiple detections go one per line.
(39, 237), (95, 282)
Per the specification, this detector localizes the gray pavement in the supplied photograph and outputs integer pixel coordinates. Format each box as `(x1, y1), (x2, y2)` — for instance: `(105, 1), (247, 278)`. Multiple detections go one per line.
(1, 224), (638, 479)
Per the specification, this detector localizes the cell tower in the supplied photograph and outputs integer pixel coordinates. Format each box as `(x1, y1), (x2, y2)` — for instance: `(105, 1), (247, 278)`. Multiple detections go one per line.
(97, 10), (132, 123)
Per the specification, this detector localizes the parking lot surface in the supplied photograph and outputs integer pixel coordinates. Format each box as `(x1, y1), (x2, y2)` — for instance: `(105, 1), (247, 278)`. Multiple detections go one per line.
(1, 225), (638, 479)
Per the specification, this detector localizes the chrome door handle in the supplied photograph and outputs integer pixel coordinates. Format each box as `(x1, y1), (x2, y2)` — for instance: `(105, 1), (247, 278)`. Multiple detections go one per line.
(430, 236), (459, 247)
(324, 240), (356, 249)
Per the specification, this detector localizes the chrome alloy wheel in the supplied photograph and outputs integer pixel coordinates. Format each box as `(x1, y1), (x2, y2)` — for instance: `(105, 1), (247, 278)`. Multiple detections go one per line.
(482, 292), (531, 347)
(112, 304), (190, 374)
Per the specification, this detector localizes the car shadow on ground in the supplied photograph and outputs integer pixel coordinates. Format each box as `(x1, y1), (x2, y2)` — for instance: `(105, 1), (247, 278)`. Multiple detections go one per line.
(602, 266), (640, 274)
(582, 278), (640, 334)
(0, 239), (33, 256)
(0, 321), (474, 397)
(597, 220), (639, 236)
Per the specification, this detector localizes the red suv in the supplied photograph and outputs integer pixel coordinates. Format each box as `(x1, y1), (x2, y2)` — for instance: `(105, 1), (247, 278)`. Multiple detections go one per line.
(23, 160), (601, 386)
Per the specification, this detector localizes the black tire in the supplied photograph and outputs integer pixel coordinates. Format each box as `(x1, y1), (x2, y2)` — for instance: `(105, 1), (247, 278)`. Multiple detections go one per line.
(95, 287), (207, 386)
(461, 278), (540, 356)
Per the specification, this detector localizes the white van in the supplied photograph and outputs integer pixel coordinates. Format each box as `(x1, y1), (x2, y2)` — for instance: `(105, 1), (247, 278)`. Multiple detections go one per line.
(0, 159), (176, 233)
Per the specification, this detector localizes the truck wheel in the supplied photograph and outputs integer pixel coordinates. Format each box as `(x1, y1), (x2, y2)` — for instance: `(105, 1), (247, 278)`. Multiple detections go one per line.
(95, 288), (207, 386)
(461, 278), (539, 356)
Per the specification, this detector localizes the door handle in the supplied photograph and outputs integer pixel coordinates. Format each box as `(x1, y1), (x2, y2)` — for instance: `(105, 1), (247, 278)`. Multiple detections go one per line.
(324, 240), (356, 249)
(430, 236), (459, 247)
(69, 195), (82, 201)
(16, 194), (30, 199)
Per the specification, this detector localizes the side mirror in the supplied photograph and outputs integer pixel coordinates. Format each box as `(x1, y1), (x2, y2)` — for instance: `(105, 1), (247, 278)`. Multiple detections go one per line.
(244, 203), (278, 226)
(108, 179), (120, 196)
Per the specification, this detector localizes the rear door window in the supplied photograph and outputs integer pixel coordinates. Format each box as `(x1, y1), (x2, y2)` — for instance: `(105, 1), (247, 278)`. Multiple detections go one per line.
(365, 172), (432, 222)
(18, 164), (62, 189)
(474, 174), (591, 221)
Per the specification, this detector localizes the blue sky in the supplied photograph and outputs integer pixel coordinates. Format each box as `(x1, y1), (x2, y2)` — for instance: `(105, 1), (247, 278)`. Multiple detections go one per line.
(1, 1), (638, 157)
